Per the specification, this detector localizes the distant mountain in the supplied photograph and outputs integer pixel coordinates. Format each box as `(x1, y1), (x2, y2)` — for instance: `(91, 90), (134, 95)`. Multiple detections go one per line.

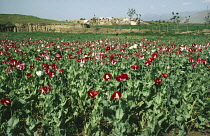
(179, 11), (210, 24)
(142, 11), (198, 21)
(142, 10), (209, 24)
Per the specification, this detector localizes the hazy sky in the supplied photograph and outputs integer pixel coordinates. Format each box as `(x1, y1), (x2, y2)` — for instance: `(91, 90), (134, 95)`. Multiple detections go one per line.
(0, 0), (210, 21)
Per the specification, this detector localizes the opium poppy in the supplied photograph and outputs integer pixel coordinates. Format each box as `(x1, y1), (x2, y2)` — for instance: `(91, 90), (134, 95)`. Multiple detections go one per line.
(111, 91), (122, 100)
(154, 78), (163, 84)
(88, 90), (99, 98)
(1, 98), (11, 106)
(131, 64), (140, 70)
(40, 86), (52, 93)
(103, 73), (112, 81)
(161, 73), (168, 78)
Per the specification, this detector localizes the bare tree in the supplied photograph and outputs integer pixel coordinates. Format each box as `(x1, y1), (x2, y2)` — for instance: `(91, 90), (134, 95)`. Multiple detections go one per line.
(91, 14), (97, 26)
(136, 14), (141, 31)
(204, 11), (210, 29)
(91, 14), (100, 32)
(184, 16), (190, 32)
(127, 8), (136, 31)
(164, 21), (170, 32)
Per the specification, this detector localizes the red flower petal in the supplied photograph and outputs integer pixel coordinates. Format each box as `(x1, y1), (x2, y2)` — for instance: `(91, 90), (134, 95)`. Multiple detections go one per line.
(120, 73), (129, 81)
(115, 76), (121, 82)
(26, 73), (32, 77)
(1, 98), (11, 106)
(115, 74), (129, 82)
(47, 71), (56, 77)
(144, 60), (151, 66)
(88, 90), (99, 98)
(103, 73), (112, 81)
(154, 78), (163, 84)
(161, 73), (168, 78)
(59, 69), (64, 73)
(39, 86), (51, 93)
(131, 64), (140, 70)
(111, 91), (122, 100)
(6, 68), (12, 73)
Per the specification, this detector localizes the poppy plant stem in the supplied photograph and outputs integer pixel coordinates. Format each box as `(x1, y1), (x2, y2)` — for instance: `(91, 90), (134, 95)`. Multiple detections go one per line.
(122, 82), (124, 93)
(10, 106), (12, 117)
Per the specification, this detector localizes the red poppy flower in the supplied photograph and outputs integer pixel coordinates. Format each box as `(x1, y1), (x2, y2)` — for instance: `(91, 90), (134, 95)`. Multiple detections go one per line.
(36, 56), (41, 61)
(59, 69), (64, 73)
(44, 55), (50, 60)
(88, 90), (99, 98)
(115, 74), (129, 82)
(115, 76), (121, 82)
(109, 55), (114, 61)
(40, 53), (46, 57)
(76, 50), (82, 55)
(5, 52), (9, 56)
(30, 66), (35, 69)
(26, 73), (32, 77)
(152, 53), (158, 59)
(1, 98), (11, 106)
(39, 86), (51, 93)
(51, 64), (59, 70)
(11, 59), (18, 66)
(103, 73), (112, 81)
(196, 58), (201, 64)
(8, 56), (13, 60)
(148, 57), (155, 62)
(55, 54), (62, 61)
(189, 57), (194, 62)
(161, 73), (168, 78)
(120, 73), (129, 81)
(131, 64), (140, 70)
(111, 91), (122, 100)
(16, 63), (26, 70)
(120, 49), (126, 53)
(2, 61), (10, 65)
(56, 54), (62, 58)
(144, 60), (151, 66)
(47, 71), (55, 77)
(192, 63), (197, 67)
(111, 59), (118, 65)
(6, 68), (12, 73)
(154, 78), (163, 84)
(68, 54), (73, 59)
(202, 59), (207, 65)
(77, 58), (87, 63)
(106, 46), (111, 51)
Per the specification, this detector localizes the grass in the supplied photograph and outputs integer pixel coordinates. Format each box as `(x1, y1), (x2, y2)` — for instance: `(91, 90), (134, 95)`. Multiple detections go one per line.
(95, 22), (209, 33)
(0, 32), (209, 44)
(0, 14), (68, 23)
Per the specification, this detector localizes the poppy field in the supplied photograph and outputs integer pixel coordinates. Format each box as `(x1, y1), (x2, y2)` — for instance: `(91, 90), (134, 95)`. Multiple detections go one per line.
(0, 32), (210, 135)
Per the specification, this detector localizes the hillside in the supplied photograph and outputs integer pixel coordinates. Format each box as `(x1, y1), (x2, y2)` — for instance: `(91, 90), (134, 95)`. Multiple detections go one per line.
(0, 14), (88, 32)
(179, 11), (210, 24)
(0, 14), (62, 23)
(142, 11), (210, 24)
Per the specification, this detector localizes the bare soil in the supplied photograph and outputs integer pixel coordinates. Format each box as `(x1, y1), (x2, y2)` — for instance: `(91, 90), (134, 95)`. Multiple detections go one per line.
(162, 128), (210, 136)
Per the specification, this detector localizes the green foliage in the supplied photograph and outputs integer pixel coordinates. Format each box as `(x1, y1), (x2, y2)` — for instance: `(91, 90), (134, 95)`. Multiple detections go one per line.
(0, 32), (209, 135)
(95, 22), (208, 34)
